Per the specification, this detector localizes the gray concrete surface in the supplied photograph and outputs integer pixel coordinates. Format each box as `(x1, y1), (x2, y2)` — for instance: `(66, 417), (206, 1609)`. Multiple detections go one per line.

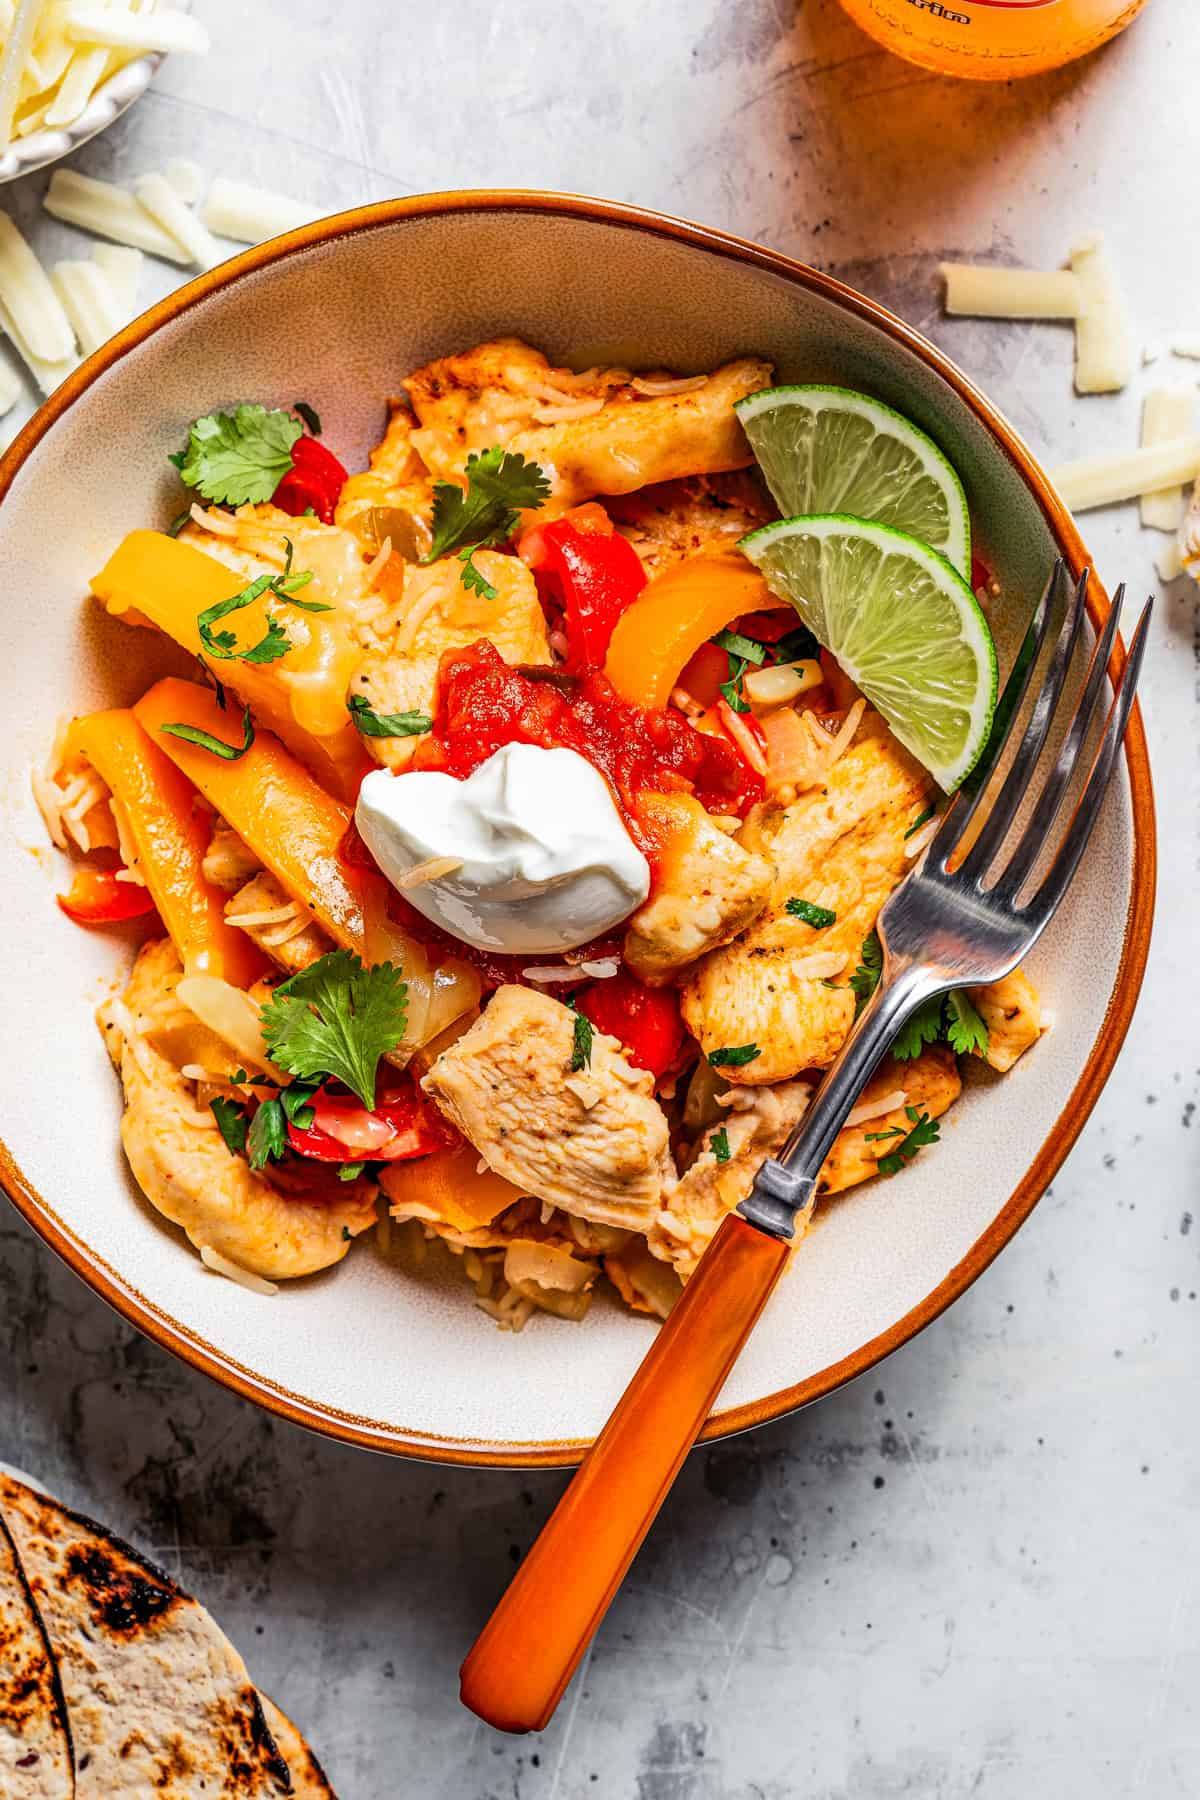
(2, 2), (1198, 1793)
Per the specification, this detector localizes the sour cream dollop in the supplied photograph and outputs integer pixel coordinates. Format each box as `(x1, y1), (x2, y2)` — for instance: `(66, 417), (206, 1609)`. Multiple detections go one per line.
(355, 741), (651, 954)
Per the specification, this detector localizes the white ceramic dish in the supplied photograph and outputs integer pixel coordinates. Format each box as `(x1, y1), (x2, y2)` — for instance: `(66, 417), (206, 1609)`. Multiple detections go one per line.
(0, 52), (163, 184)
(0, 193), (1155, 1466)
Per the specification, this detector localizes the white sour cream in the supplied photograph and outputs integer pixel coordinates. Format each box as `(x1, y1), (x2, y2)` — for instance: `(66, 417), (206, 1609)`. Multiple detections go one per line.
(355, 741), (650, 954)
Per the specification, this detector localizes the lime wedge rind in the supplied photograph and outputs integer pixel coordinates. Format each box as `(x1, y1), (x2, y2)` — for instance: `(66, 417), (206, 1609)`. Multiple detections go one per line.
(738, 513), (997, 792)
(735, 384), (972, 579)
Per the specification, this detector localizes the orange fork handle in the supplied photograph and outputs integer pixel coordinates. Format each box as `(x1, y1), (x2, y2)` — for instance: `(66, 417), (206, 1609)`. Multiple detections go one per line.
(459, 1211), (790, 1733)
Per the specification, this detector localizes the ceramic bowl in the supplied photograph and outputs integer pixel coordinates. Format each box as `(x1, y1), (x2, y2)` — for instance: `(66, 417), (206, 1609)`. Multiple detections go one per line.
(0, 193), (1154, 1466)
(0, 53), (164, 184)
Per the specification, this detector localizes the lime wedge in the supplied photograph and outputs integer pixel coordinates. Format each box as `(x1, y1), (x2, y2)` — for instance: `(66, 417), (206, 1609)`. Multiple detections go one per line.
(738, 515), (997, 791)
(736, 386), (971, 577)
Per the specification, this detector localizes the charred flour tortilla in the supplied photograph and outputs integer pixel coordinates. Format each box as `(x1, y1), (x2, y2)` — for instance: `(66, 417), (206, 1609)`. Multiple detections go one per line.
(258, 1698), (337, 1799)
(0, 1509), (72, 1797)
(0, 1473), (293, 1797)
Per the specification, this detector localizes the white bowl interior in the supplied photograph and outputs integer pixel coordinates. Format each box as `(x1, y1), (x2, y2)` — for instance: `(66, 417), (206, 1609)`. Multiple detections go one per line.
(0, 205), (1137, 1456)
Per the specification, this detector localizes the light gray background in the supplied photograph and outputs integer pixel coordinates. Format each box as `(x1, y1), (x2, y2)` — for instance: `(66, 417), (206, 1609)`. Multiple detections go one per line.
(2, 2), (1196, 1795)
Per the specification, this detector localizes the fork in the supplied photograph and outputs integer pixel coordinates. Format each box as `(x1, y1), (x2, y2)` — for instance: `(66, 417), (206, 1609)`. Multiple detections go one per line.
(459, 561), (1152, 1734)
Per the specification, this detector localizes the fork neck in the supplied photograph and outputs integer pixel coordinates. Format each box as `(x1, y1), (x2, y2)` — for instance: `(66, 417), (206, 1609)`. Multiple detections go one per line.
(738, 959), (944, 1241)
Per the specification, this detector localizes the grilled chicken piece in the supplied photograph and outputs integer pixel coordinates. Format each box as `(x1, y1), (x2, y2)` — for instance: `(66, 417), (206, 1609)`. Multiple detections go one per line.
(624, 792), (774, 985)
(202, 818), (263, 892)
(97, 940), (375, 1278)
(403, 338), (772, 513)
(334, 401), (434, 557)
(350, 550), (551, 770)
(224, 872), (331, 976)
(680, 715), (932, 1084)
(608, 471), (775, 577)
(421, 985), (674, 1232)
(969, 969), (1043, 1072)
(178, 504), (378, 633)
(818, 1046), (961, 1194)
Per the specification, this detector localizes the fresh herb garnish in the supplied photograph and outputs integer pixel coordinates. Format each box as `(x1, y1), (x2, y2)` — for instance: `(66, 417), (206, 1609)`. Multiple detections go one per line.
(719, 654), (751, 713)
(849, 930), (882, 1014)
(893, 990), (990, 1061)
(570, 1010), (594, 1072)
(864, 1124), (905, 1142)
(172, 404), (302, 506)
(786, 898), (836, 928)
(904, 803), (937, 841)
(338, 1166), (365, 1185)
(194, 655), (227, 710)
(280, 1078), (321, 1132)
(247, 1097), (288, 1170)
(167, 507), (191, 537)
(211, 1096), (248, 1157)
(709, 1126), (731, 1163)
(196, 540), (318, 667)
(708, 1043), (760, 1068)
(259, 950), (408, 1111)
(425, 447), (551, 597)
(160, 703), (255, 761)
(293, 399), (322, 437)
(876, 1105), (941, 1176)
(891, 996), (945, 1062)
(347, 693), (433, 738)
(712, 627), (767, 666)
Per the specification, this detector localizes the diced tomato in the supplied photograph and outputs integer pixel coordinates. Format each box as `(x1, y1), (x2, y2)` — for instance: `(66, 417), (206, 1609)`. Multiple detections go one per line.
(56, 866), (157, 926)
(731, 608), (800, 644)
(285, 1078), (459, 1164)
(519, 505), (647, 674)
(271, 434), (349, 525)
(676, 640), (731, 709)
(576, 973), (684, 1080)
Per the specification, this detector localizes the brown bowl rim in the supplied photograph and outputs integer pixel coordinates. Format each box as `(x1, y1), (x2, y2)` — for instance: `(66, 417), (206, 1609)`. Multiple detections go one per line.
(0, 188), (1156, 1468)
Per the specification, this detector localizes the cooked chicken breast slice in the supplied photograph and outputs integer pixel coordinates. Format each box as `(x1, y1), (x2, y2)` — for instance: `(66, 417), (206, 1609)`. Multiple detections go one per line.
(224, 871), (331, 976)
(818, 1046), (961, 1194)
(202, 818), (263, 892)
(350, 550), (551, 770)
(624, 792), (774, 985)
(681, 715), (932, 1084)
(179, 504), (379, 636)
(404, 338), (772, 512)
(334, 401), (434, 557)
(608, 471), (774, 577)
(969, 969), (1043, 1072)
(421, 985), (674, 1232)
(98, 940), (375, 1279)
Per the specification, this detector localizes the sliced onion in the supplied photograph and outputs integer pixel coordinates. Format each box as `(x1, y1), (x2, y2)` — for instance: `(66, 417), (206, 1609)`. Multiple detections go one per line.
(743, 659), (823, 709)
(176, 975), (281, 1076)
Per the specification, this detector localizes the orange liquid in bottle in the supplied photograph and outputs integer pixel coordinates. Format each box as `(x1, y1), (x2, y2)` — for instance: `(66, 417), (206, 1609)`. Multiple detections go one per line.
(836, 0), (1150, 79)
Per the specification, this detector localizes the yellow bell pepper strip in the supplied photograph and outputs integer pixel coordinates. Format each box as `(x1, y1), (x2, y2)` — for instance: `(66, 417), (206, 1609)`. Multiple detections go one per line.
(603, 551), (774, 711)
(68, 709), (266, 988)
(92, 531), (372, 802)
(378, 1140), (524, 1234)
(134, 678), (368, 953)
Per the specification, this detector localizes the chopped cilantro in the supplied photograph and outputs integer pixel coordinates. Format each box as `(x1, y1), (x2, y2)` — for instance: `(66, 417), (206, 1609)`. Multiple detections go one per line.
(786, 898), (836, 928)
(944, 989), (989, 1057)
(293, 399), (322, 437)
(904, 803), (937, 841)
(159, 703), (254, 761)
(425, 447), (551, 595)
(849, 930), (882, 1015)
(893, 990), (990, 1061)
(247, 1097), (288, 1170)
(166, 507), (191, 537)
(259, 950), (408, 1110)
(195, 540), (318, 668)
(877, 1105), (941, 1176)
(194, 655), (227, 710)
(712, 627), (767, 666)
(172, 404), (302, 506)
(211, 1096), (248, 1157)
(891, 996), (945, 1062)
(338, 1168), (364, 1186)
(719, 653), (751, 713)
(280, 1078), (321, 1132)
(864, 1124), (905, 1142)
(347, 693), (433, 738)
(709, 1126), (731, 1163)
(571, 1010), (594, 1072)
(708, 1043), (760, 1068)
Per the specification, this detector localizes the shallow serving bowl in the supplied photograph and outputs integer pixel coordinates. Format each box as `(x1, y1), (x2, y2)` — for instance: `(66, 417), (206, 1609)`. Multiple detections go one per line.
(0, 192), (1154, 1466)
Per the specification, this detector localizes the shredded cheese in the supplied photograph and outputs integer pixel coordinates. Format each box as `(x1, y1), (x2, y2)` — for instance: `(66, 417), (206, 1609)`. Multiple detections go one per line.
(903, 818), (940, 859)
(63, 6), (211, 55)
(91, 242), (142, 314)
(43, 44), (108, 129)
(0, 210), (74, 363)
(630, 373), (708, 396)
(1156, 541), (1183, 583)
(1170, 335), (1200, 360)
(165, 157), (203, 204)
(0, 350), (19, 414)
(44, 169), (191, 264)
(133, 170), (222, 270)
(941, 262), (1082, 320)
(395, 855), (464, 889)
(0, 0), (47, 146)
(1139, 389), (1194, 532)
(1070, 234), (1133, 395)
(0, 291), (76, 393)
(50, 258), (125, 354)
(200, 176), (316, 245)
(846, 1089), (908, 1129)
(1051, 437), (1200, 512)
(200, 1245), (279, 1297)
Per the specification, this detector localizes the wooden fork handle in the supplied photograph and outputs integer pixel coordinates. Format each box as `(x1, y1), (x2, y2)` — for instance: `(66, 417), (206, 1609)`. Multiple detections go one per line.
(459, 1212), (790, 1733)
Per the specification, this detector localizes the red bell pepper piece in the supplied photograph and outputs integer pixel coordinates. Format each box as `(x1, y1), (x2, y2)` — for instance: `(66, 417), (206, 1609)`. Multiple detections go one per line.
(520, 504), (647, 674)
(57, 866), (157, 926)
(285, 1078), (458, 1164)
(272, 434), (349, 525)
(575, 972), (684, 1080)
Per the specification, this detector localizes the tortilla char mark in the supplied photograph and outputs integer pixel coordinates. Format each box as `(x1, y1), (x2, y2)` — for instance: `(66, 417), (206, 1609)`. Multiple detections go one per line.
(62, 1541), (183, 1636)
(221, 1688), (293, 1794)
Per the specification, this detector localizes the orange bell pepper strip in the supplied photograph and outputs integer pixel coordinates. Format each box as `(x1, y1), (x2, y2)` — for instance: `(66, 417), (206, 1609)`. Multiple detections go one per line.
(378, 1141), (524, 1234)
(603, 551), (775, 711)
(92, 531), (373, 802)
(134, 678), (367, 953)
(69, 709), (266, 988)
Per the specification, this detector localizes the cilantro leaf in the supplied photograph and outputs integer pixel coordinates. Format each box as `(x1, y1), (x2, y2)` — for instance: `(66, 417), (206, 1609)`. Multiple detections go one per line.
(571, 1011), (594, 1072)
(293, 399), (322, 437)
(864, 1125), (905, 1142)
(891, 996), (944, 1062)
(849, 930), (882, 1015)
(424, 448), (551, 584)
(280, 1078), (321, 1132)
(195, 543), (320, 667)
(247, 1097), (288, 1170)
(457, 546), (499, 600)
(712, 628), (767, 666)
(877, 1105), (941, 1176)
(159, 703), (254, 761)
(259, 951), (407, 1110)
(347, 694), (433, 738)
(719, 654), (751, 713)
(338, 1164), (365, 1183)
(211, 1096), (248, 1157)
(945, 989), (990, 1058)
(709, 1126), (731, 1163)
(904, 803), (937, 841)
(174, 404), (302, 505)
(786, 898), (836, 928)
(708, 1043), (760, 1068)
